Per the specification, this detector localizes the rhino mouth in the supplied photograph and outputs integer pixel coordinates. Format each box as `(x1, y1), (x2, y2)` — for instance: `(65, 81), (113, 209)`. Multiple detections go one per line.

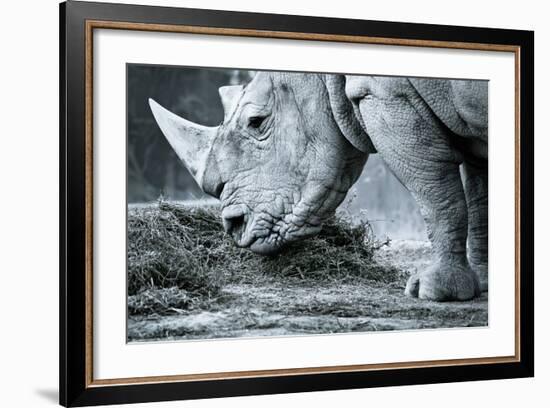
(221, 204), (286, 256)
(221, 202), (325, 256)
(247, 238), (283, 256)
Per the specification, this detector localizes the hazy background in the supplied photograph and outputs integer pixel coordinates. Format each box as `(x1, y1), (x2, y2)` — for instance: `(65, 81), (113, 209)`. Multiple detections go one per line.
(127, 64), (426, 240)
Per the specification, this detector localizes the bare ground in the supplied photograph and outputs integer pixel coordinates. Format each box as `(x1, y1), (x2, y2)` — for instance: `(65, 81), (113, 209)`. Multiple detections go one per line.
(128, 239), (488, 342)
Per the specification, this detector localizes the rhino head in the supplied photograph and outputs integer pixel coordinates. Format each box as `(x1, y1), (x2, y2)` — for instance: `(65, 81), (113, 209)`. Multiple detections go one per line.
(149, 72), (368, 255)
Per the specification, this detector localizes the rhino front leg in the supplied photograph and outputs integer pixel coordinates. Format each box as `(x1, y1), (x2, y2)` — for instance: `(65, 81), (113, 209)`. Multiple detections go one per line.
(402, 164), (480, 300)
(348, 76), (480, 301)
(462, 161), (489, 292)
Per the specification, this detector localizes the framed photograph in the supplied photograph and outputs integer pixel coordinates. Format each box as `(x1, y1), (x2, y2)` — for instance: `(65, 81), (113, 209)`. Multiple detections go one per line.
(60, 1), (534, 406)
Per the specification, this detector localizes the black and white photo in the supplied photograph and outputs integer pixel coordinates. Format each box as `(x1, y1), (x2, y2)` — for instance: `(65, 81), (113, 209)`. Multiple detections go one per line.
(127, 64), (489, 342)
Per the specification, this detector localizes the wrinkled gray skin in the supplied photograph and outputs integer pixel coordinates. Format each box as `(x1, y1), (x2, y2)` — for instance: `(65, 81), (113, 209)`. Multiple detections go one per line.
(149, 71), (488, 301)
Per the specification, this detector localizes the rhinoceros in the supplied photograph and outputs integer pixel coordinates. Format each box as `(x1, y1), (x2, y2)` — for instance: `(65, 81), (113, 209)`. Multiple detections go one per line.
(149, 71), (488, 302)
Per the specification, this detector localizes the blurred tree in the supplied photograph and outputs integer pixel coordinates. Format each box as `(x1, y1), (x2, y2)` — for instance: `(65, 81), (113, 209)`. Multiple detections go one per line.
(127, 65), (254, 202)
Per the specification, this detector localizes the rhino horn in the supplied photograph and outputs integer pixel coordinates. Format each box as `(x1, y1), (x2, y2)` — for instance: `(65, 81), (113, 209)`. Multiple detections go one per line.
(149, 98), (217, 189)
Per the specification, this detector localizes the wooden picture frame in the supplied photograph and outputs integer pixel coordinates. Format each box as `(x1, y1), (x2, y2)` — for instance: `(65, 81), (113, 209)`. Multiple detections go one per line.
(60, 1), (534, 406)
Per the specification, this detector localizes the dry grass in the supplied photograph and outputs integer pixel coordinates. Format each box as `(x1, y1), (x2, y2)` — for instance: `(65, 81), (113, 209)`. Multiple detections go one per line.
(127, 201), (488, 341)
(128, 201), (401, 301)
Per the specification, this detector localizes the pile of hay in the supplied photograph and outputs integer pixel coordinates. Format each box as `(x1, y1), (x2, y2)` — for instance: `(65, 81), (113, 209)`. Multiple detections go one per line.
(127, 201), (401, 300)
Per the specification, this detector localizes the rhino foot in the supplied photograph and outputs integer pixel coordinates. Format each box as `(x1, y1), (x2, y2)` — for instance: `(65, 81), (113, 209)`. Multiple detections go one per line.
(470, 262), (488, 292)
(405, 260), (481, 301)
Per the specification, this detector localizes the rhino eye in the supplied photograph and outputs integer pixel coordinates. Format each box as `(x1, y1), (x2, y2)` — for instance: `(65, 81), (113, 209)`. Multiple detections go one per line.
(248, 115), (266, 129)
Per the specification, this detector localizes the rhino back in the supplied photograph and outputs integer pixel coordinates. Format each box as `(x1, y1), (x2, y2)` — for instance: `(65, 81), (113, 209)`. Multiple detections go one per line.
(410, 78), (488, 141)
(344, 75), (488, 162)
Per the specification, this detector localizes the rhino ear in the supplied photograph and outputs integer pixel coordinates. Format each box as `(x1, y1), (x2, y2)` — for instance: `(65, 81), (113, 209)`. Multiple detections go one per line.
(325, 75), (376, 154)
(219, 85), (243, 121)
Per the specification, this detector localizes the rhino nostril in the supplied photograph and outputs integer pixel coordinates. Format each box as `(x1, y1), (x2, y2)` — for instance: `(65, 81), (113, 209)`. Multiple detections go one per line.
(221, 205), (250, 244)
(223, 214), (246, 238)
(211, 181), (225, 199)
